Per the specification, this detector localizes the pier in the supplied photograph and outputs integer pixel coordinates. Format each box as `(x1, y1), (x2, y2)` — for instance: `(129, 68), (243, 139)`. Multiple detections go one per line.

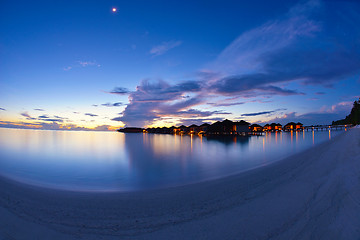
(303, 124), (352, 131)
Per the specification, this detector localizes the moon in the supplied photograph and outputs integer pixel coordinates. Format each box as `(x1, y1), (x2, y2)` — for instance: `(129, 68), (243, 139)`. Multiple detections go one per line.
(112, 8), (117, 12)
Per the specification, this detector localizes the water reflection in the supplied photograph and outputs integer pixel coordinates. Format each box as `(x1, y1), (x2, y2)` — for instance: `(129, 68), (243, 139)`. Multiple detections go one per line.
(0, 128), (345, 192)
(205, 135), (250, 146)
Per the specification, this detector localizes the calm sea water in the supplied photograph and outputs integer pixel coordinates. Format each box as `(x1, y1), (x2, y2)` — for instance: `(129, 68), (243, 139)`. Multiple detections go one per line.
(0, 128), (345, 192)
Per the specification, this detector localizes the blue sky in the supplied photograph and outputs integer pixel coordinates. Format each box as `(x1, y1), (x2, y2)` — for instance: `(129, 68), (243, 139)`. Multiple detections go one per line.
(0, 0), (359, 130)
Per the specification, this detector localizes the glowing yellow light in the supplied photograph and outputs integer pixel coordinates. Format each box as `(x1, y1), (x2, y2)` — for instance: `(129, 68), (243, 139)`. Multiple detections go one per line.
(112, 8), (117, 12)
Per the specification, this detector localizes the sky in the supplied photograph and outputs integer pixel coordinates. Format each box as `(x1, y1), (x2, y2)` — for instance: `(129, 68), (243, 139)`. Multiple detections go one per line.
(0, 0), (359, 130)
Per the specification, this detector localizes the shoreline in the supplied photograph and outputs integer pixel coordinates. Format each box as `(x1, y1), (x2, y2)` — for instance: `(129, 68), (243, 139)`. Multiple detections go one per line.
(0, 128), (359, 239)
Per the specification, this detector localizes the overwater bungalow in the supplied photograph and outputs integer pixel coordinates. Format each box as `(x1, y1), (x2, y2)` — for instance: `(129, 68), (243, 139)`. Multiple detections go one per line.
(250, 124), (263, 132)
(264, 123), (282, 132)
(206, 119), (251, 135)
(233, 120), (251, 134)
(199, 123), (210, 133)
(173, 126), (181, 134)
(284, 122), (304, 131)
(207, 121), (222, 134)
(179, 125), (188, 134)
(189, 124), (200, 134)
(271, 123), (282, 131)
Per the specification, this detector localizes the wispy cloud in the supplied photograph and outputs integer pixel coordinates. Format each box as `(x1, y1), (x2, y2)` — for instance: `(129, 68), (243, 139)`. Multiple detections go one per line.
(208, 102), (245, 107)
(109, 87), (130, 95)
(101, 102), (123, 107)
(210, 0), (321, 75)
(150, 40), (182, 56)
(241, 108), (287, 117)
(34, 108), (45, 111)
(0, 108), (6, 111)
(20, 112), (36, 120)
(63, 60), (100, 71)
(308, 97), (319, 101)
(320, 101), (353, 114)
(85, 113), (98, 117)
(36, 114), (66, 122)
(261, 100), (353, 125)
(77, 61), (100, 67)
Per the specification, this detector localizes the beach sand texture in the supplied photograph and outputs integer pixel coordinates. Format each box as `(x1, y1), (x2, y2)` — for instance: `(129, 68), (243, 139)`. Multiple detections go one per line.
(0, 128), (359, 240)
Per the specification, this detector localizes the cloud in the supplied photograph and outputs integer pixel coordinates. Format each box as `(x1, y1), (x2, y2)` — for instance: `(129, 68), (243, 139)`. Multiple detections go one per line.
(207, 98), (272, 107)
(211, 0), (321, 75)
(54, 115), (67, 119)
(262, 101), (353, 125)
(150, 40), (182, 56)
(109, 87), (130, 95)
(34, 108), (45, 111)
(208, 74), (305, 96)
(170, 109), (231, 118)
(263, 111), (343, 126)
(0, 120), (117, 131)
(93, 125), (113, 131)
(20, 112), (36, 120)
(63, 60), (100, 71)
(35, 114), (67, 122)
(206, 0), (360, 94)
(241, 108), (287, 117)
(0, 120), (42, 129)
(178, 117), (224, 126)
(111, 79), (214, 127)
(315, 92), (325, 95)
(320, 101), (353, 114)
(85, 113), (98, 117)
(0, 108), (6, 111)
(208, 102), (245, 107)
(101, 102), (123, 107)
(39, 118), (63, 122)
(20, 112), (31, 118)
(77, 61), (100, 67)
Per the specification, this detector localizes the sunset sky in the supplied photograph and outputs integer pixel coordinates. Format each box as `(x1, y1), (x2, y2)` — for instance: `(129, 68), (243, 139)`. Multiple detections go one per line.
(1, 0), (359, 130)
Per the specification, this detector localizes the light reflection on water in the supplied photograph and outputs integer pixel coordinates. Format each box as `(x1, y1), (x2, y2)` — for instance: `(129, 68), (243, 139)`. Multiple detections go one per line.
(0, 128), (345, 192)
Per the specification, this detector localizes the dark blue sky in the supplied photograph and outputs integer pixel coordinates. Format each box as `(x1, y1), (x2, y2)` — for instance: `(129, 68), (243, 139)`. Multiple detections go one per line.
(0, 0), (359, 130)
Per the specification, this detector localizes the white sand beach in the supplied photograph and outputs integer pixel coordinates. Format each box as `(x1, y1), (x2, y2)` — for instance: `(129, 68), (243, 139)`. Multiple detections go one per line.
(0, 128), (359, 240)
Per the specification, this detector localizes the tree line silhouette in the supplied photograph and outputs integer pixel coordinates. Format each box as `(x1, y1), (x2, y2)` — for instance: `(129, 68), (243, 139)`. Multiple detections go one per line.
(332, 98), (360, 125)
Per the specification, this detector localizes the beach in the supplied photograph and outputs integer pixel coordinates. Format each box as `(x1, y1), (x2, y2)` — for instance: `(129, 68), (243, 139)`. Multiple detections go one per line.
(0, 127), (359, 240)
